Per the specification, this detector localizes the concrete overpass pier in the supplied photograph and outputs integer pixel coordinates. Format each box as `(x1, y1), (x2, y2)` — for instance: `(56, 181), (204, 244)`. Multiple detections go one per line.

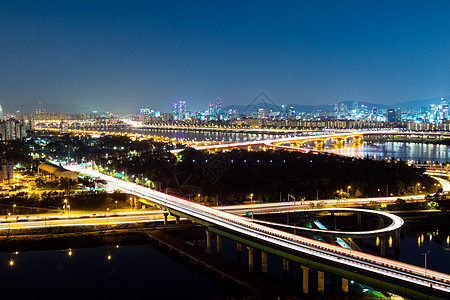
(216, 235), (222, 257)
(301, 265), (309, 294)
(261, 251), (267, 273)
(342, 278), (348, 293)
(282, 258), (289, 277)
(206, 230), (211, 254)
(247, 246), (254, 273)
(318, 271), (325, 295)
(236, 242), (242, 265)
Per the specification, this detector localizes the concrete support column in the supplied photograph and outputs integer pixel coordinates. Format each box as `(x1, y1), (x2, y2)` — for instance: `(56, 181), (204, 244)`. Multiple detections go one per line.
(206, 230), (211, 254)
(342, 278), (348, 293)
(236, 242), (242, 253)
(395, 229), (401, 251)
(380, 236), (386, 257)
(163, 213), (168, 225)
(175, 215), (180, 225)
(236, 242), (242, 265)
(261, 251), (267, 273)
(318, 271), (325, 295)
(247, 246), (254, 273)
(216, 235), (222, 256)
(356, 213), (362, 226)
(301, 265), (309, 294)
(282, 258), (289, 272)
(378, 217), (384, 229)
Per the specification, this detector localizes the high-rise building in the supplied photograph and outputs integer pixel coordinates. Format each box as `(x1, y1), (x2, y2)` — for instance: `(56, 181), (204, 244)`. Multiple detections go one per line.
(0, 119), (27, 140)
(206, 102), (214, 116)
(281, 105), (288, 118)
(36, 108), (46, 115)
(172, 100), (187, 120)
(215, 97), (222, 117)
(178, 101), (186, 119)
(0, 160), (13, 182)
(172, 102), (179, 117)
(387, 109), (399, 122)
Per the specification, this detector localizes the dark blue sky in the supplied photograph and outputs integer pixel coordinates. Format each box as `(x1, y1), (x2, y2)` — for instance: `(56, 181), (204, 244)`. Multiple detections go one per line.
(1, 1), (450, 113)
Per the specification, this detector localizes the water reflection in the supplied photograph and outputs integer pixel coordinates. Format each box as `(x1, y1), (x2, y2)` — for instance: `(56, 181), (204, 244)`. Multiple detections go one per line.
(0, 245), (242, 299)
(363, 221), (450, 274)
(327, 142), (450, 163)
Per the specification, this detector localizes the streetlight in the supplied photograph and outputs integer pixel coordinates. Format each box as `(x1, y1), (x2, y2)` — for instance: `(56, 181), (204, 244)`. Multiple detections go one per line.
(115, 201), (118, 210)
(377, 188), (381, 197)
(12, 204), (16, 215)
(250, 193), (254, 204)
(417, 183), (421, 194)
(422, 251), (430, 277)
(64, 199), (68, 213)
(347, 186), (351, 195)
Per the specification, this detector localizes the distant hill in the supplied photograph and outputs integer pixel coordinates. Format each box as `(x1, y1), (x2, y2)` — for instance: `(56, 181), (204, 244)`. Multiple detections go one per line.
(7, 101), (90, 114)
(391, 97), (448, 110)
(223, 101), (389, 114)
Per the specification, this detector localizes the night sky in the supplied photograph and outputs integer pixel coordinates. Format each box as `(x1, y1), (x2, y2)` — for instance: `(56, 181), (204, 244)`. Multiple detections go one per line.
(1, 1), (450, 113)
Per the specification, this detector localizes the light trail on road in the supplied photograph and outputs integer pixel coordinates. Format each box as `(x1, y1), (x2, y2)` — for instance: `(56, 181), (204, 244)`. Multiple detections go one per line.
(66, 164), (450, 297)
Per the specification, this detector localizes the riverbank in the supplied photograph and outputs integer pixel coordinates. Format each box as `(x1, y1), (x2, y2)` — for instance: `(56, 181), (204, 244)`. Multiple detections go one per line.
(0, 224), (158, 253)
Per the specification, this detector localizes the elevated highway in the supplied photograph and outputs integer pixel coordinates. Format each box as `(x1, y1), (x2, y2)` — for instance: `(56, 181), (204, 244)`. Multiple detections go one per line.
(67, 164), (450, 300)
(232, 207), (403, 239)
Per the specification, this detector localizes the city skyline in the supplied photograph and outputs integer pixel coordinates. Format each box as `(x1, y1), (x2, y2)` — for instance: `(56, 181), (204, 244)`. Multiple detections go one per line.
(2, 1), (450, 113)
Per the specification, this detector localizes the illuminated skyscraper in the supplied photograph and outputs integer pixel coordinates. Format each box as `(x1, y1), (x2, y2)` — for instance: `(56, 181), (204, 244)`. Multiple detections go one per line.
(215, 97), (222, 117)
(172, 100), (187, 120)
(178, 101), (186, 119)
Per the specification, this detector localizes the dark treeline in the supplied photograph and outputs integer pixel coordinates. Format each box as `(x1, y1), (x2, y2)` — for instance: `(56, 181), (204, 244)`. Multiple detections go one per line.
(96, 147), (437, 206)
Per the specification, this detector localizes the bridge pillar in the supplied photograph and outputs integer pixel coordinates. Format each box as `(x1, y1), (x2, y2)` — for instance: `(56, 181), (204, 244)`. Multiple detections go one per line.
(261, 251), (267, 273)
(378, 217), (384, 229)
(318, 271), (325, 295)
(282, 258), (289, 276)
(301, 265), (309, 294)
(236, 242), (242, 265)
(206, 230), (211, 254)
(380, 236), (386, 257)
(216, 235), (222, 257)
(175, 215), (180, 225)
(342, 278), (348, 293)
(395, 229), (401, 251)
(247, 246), (254, 273)
(356, 213), (362, 226)
(163, 213), (168, 225)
